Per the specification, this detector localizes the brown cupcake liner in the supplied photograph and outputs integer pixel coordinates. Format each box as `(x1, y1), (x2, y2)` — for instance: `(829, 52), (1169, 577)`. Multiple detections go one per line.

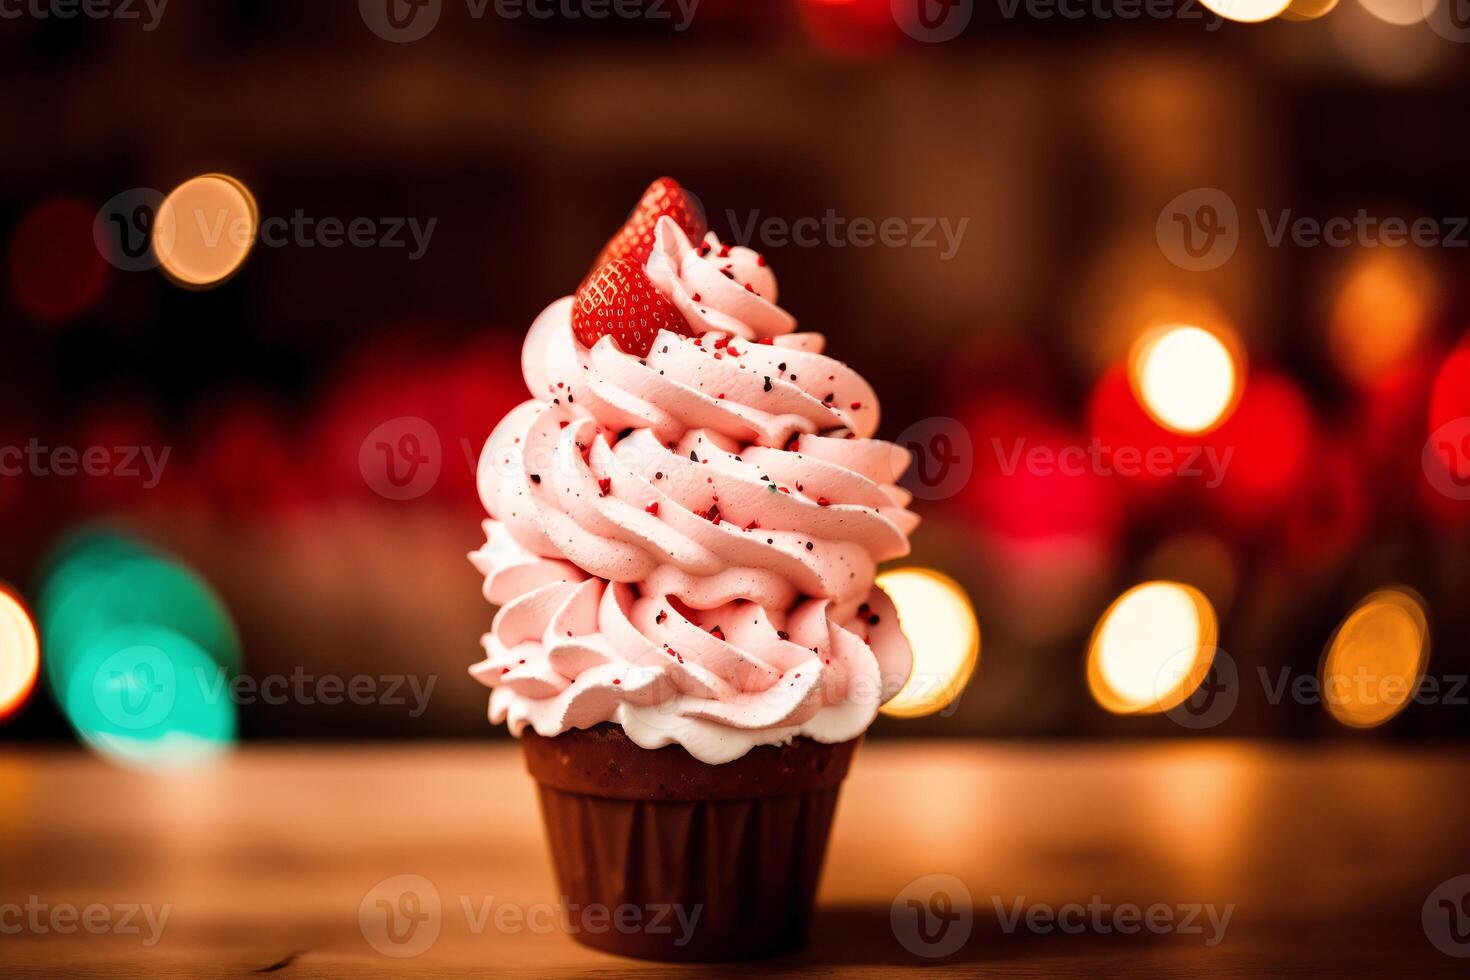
(521, 724), (859, 961)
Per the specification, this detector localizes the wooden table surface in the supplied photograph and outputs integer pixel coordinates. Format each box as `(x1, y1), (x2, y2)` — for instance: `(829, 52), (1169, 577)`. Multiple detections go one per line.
(2, 741), (1467, 977)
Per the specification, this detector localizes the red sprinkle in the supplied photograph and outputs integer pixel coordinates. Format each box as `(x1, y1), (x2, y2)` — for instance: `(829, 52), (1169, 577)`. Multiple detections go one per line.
(744, 520), (761, 531)
(598, 478), (612, 497)
(758, 337), (773, 345)
(559, 420), (569, 428)
(850, 401), (862, 410)
(646, 501), (660, 515)
(756, 254), (766, 266)
(613, 679), (621, 686)
(818, 497), (831, 507)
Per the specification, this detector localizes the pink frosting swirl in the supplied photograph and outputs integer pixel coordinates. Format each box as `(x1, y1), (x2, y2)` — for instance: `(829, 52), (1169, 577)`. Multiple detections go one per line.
(471, 218), (918, 762)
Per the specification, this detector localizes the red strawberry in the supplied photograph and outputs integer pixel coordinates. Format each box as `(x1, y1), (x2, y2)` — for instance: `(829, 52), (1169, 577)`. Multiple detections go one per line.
(573, 258), (693, 357)
(592, 177), (707, 270)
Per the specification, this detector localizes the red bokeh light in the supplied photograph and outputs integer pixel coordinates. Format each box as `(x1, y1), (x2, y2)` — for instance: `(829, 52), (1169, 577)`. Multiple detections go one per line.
(961, 394), (1123, 544)
(7, 196), (110, 323)
(798, 0), (902, 58)
(1204, 371), (1316, 529)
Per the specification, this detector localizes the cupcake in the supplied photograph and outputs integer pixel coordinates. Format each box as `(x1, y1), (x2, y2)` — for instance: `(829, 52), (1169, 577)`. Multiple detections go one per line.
(470, 179), (918, 961)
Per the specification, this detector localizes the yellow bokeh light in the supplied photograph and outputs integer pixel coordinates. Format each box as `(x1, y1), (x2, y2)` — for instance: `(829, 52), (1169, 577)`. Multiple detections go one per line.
(1088, 581), (1218, 715)
(1198, 0), (1293, 22)
(877, 568), (980, 719)
(1130, 324), (1241, 435)
(1321, 588), (1429, 729)
(1328, 253), (1434, 387)
(154, 173), (259, 289)
(1356, 0), (1431, 25)
(1280, 0), (1340, 19)
(0, 587), (40, 720)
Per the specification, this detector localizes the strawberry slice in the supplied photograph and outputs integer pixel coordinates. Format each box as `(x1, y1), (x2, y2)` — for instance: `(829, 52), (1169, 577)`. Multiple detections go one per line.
(592, 177), (708, 270)
(572, 258), (693, 357)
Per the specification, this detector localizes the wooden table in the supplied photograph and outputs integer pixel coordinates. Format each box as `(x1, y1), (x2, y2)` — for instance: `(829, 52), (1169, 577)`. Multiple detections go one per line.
(2, 742), (1466, 977)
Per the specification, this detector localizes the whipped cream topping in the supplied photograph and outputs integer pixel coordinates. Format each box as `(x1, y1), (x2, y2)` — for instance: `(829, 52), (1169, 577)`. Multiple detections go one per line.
(471, 218), (918, 763)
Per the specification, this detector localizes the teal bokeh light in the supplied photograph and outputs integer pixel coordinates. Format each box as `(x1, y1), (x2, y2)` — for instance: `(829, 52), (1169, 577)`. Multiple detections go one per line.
(39, 529), (241, 699)
(38, 528), (240, 767)
(63, 623), (236, 769)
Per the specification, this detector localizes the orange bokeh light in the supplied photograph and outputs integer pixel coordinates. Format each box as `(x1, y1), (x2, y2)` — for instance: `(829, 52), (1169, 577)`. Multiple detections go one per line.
(0, 587), (40, 720)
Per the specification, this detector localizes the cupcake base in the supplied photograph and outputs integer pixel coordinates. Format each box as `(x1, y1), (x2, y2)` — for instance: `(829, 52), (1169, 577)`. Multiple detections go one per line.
(522, 724), (859, 961)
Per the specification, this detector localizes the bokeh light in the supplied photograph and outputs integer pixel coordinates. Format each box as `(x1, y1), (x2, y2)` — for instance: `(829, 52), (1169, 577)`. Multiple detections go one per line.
(1088, 581), (1218, 715)
(1320, 588), (1429, 729)
(0, 587), (40, 720)
(877, 568), (980, 719)
(154, 173), (259, 288)
(7, 196), (110, 322)
(1129, 325), (1241, 435)
(1356, 0), (1431, 24)
(1280, 0), (1340, 19)
(1198, 0), (1292, 22)
(64, 623), (236, 770)
(1205, 371), (1315, 526)
(37, 528), (240, 767)
(1329, 252), (1435, 388)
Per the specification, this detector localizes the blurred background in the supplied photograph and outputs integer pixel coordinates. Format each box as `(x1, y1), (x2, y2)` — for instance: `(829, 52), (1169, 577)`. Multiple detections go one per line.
(2, 0), (1468, 761)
